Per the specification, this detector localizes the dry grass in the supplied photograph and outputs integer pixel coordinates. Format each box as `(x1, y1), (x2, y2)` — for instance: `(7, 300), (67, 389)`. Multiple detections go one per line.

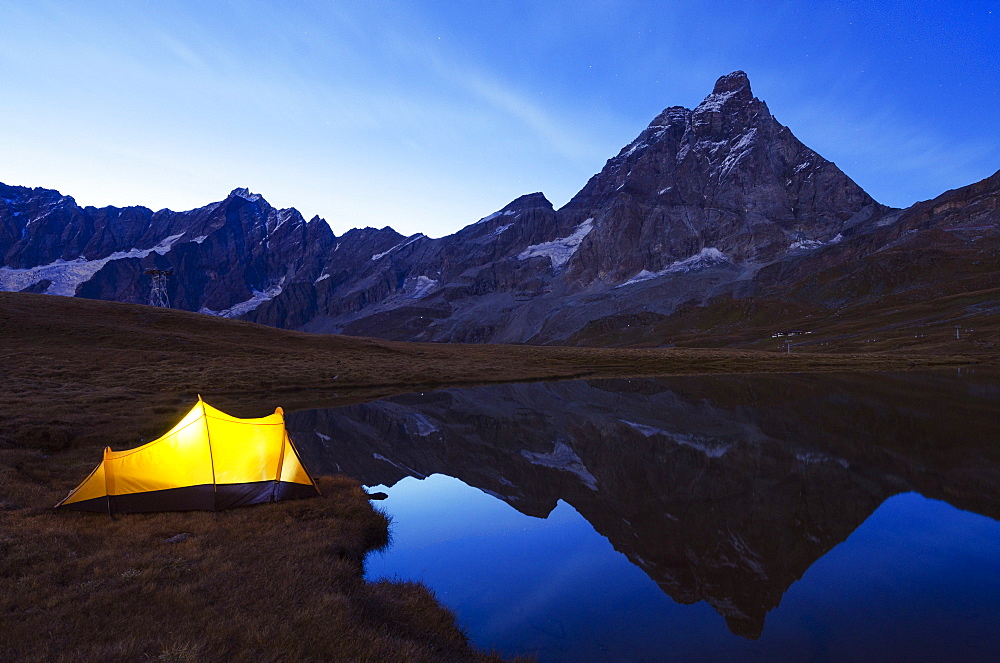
(568, 286), (1000, 355)
(0, 291), (993, 661)
(1, 475), (510, 662)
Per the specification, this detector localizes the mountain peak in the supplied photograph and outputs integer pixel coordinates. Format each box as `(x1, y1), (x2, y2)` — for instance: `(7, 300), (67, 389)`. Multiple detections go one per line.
(712, 70), (751, 96)
(695, 71), (754, 114)
(502, 192), (553, 212)
(229, 187), (264, 204)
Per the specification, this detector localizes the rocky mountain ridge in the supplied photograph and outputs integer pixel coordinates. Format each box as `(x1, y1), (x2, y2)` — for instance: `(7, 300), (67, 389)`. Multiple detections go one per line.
(2, 71), (997, 346)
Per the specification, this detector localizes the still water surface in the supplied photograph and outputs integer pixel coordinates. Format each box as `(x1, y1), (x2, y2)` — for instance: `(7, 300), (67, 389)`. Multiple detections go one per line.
(288, 370), (1000, 662)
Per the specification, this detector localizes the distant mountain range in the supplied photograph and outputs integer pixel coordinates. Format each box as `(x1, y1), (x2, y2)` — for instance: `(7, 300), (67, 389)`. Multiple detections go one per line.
(2, 71), (998, 348)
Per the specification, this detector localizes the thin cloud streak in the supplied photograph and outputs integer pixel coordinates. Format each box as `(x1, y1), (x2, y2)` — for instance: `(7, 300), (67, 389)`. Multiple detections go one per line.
(0, 1), (996, 236)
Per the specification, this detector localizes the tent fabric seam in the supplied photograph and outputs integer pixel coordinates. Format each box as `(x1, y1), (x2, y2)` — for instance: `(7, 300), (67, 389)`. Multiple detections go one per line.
(106, 416), (282, 458)
(203, 414), (282, 424)
(106, 417), (204, 458)
(285, 433), (322, 496)
(54, 459), (103, 508)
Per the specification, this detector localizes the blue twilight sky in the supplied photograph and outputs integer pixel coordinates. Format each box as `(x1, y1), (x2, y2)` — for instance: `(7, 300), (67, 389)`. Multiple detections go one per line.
(0, 1), (997, 238)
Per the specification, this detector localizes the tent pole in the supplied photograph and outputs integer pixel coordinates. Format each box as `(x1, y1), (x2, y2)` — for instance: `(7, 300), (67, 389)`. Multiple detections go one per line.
(201, 399), (218, 510)
(272, 432), (287, 503)
(104, 447), (114, 518)
(272, 406), (288, 502)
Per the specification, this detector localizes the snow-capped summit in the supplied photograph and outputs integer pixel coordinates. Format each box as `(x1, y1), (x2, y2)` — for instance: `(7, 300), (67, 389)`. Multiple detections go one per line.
(229, 187), (264, 203)
(709, 70), (752, 97)
(560, 69), (880, 288)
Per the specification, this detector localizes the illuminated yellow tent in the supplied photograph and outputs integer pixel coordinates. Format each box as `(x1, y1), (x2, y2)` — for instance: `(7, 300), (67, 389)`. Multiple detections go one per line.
(56, 398), (319, 514)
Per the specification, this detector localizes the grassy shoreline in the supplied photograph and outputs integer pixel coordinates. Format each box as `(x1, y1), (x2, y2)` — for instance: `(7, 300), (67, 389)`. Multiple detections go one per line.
(2, 292), (996, 661)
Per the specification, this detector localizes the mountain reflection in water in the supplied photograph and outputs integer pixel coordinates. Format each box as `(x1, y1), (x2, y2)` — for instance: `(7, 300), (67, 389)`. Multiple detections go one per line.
(286, 370), (1000, 659)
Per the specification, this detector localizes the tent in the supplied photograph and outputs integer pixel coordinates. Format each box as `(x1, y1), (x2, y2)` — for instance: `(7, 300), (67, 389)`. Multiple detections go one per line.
(56, 397), (320, 514)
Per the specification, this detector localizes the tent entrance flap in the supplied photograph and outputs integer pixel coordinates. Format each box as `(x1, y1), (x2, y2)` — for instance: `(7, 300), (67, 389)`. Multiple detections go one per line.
(56, 401), (320, 514)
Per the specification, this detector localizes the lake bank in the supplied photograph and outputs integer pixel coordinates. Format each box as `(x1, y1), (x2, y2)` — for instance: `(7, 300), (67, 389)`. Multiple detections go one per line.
(3, 291), (990, 451)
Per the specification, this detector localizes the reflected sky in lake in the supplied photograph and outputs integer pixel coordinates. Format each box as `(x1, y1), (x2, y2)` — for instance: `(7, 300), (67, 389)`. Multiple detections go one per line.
(288, 370), (1000, 662)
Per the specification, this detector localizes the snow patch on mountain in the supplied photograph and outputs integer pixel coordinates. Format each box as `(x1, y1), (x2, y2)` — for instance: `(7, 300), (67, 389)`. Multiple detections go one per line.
(0, 233), (185, 296)
(518, 218), (594, 269)
(475, 209), (517, 225)
(496, 475), (516, 488)
(789, 234), (842, 251)
(314, 273), (331, 283)
(492, 222), (514, 236)
(372, 454), (426, 479)
(520, 441), (597, 490)
(272, 208), (299, 232)
(672, 433), (732, 458)
(200, 280), (283, 318)
(619, 420), (731, 457)
(709, 597), (752, 621)
(695, 89), (739, 113)
(619, 420), (667, 437)
(719, 128), (757, 178)
(796, 452), (849, 468)
(676, 138), (726, 164)
(618, 139), (648, 159)
(371, 234), (425, 261)
(407, 413), (439, 437)
(407, 275), (438, 299)
(618, 248), (730, 287)
(726, 533), (767, 577)
(231, 187), (263, 203)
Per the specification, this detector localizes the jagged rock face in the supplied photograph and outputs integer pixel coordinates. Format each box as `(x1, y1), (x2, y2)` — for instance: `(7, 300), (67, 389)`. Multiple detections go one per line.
(0, 184), (151, 269)
(1, 71), (995, 344)
(559, 72), (883, 288)
(747, 167), (1000, 309)
(1, 185), (338, 314)
(305, 72), (887, 342)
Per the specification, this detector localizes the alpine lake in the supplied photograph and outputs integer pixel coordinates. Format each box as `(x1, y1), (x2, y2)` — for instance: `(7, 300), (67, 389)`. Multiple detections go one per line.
(286, 369), (1000, 662)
